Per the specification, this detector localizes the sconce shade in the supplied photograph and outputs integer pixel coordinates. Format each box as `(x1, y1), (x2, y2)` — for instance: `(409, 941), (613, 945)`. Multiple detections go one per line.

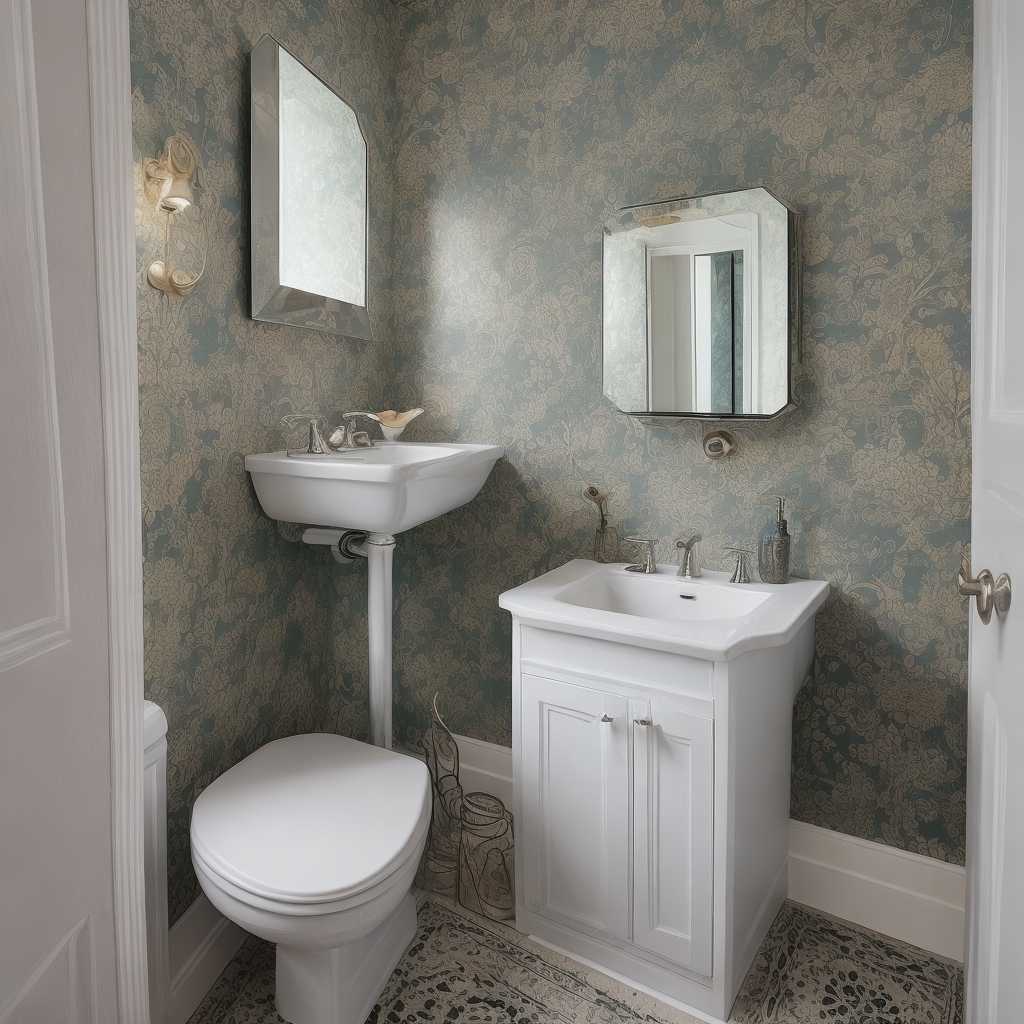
(159, 173), (193, 213)
(145, 133), (199, 214)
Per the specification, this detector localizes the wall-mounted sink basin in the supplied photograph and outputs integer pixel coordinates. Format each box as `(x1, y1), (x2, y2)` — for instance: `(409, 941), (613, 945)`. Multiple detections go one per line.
(246, 439), (503, 749)
(500, 559), (828, 659)
(245, 441), (503, 535)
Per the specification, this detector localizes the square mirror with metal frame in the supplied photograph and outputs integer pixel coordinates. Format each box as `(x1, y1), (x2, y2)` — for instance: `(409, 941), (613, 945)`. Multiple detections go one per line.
(250, 35), (371, 339)
(603, 188), (800, 419)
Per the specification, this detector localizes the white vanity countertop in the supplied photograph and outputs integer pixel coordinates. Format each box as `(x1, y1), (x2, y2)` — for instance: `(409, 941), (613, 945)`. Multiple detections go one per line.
(498, 559), (829, 660)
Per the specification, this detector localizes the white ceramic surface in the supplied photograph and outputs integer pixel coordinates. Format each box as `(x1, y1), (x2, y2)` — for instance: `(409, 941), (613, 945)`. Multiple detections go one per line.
(501, 558), (829, 1021)
(245, 441), (503, 534)
(190, 734), (431, 1024)
(191, 734), (430, 904)
(499, 559), (828, 660)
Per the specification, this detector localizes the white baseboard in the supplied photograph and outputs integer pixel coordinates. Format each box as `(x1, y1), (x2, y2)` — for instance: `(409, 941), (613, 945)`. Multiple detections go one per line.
(788, 819), (966, 962)
(167, 894), (246, 1024)
(450, 734), (967, 963)
(452, 732), (514, 807)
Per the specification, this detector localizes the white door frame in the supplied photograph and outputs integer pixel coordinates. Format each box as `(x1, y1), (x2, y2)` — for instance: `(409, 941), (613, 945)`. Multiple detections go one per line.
(85, 0), (150, 1020)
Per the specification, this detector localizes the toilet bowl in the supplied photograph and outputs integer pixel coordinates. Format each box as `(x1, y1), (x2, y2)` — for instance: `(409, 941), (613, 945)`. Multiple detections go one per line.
(190, 733), (431, 1024)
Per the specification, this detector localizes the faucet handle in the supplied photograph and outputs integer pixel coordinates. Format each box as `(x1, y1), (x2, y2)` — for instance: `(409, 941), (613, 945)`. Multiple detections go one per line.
(624, 537), (657, 574)
(724, 546), (753, 584)
(341, 411), (382, 423)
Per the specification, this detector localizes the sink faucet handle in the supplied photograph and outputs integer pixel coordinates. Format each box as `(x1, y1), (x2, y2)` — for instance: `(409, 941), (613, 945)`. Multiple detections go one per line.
(623, 537), (657, 575)
(341, 411), (382, 423)
(674, 534), (703, 579)
(724, 546), (753, 584)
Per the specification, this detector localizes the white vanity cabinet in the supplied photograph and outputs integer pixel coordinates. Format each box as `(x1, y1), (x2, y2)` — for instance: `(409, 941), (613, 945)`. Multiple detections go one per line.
(500, 561), (829, 1022)
(519, 673), (713, 976)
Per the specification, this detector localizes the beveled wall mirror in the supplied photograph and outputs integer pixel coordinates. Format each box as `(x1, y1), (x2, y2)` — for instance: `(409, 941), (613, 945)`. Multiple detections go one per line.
(603, 188), (800, 418)
(250, 36), (370, 339)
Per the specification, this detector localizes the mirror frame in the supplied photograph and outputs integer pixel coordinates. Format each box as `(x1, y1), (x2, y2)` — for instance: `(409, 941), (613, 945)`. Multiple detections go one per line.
(250, 35), (371, 340)
(602, 187), (801, 420)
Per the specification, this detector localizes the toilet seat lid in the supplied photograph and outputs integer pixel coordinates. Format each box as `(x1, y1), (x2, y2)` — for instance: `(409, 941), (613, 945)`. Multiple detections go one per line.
(190, 733), (431, 904)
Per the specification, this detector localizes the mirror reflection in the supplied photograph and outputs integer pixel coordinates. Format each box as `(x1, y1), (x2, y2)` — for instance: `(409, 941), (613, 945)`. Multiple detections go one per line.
(279, 46), (365, 308)
(603, 188), (798, 418)
(251, 36), (371, 339)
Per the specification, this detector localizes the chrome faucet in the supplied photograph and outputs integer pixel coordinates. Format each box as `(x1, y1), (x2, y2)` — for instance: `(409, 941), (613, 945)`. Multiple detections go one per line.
(624, 537), (658, 574)
(675, 533), (702, 578)
(300, 413), (381, 454)
(328, 412), (380, 450)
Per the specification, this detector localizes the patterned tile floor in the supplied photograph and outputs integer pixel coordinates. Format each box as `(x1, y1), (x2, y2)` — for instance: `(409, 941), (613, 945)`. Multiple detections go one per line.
(188, 893), (963, 1024)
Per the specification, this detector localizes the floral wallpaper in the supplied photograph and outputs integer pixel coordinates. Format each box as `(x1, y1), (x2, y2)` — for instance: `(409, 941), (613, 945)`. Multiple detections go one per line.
(131, 0), (400, 923)
(388, 0), (972, 864)
(133, 0), (971, 926)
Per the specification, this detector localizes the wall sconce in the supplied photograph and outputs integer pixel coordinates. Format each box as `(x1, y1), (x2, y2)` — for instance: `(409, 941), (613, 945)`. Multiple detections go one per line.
(143, 134), (205, 297)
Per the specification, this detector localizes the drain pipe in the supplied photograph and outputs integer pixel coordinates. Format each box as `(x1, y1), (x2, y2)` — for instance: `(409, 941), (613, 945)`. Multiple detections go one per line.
(300, 527), (396, 749)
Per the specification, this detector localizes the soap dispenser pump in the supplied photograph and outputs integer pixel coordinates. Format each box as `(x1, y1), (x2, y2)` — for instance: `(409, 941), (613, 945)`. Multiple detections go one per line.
(758, 497), (791, 584)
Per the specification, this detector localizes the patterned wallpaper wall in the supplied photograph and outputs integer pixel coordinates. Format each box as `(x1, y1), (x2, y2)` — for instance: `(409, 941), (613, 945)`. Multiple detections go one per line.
(388, 0), (972, 864)
(130, 0), (399, 924)
(132, 0), (971, 925)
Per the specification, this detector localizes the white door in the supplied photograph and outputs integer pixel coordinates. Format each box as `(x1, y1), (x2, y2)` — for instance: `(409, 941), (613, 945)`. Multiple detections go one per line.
(520, 674), (630, 940)
(966, 2), (1024, 1020)
(0, 0), (120, 1020)
(630, 695), (713, 976)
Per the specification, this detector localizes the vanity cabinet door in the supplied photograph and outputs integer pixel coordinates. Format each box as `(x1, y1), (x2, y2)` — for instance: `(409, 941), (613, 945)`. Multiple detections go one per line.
(630, 696), (714, 975)
(520, 673), (631, 941)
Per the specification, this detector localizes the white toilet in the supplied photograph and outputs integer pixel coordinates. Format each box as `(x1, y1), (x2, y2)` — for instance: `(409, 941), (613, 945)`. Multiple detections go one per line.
(190, 733), (430, 1024)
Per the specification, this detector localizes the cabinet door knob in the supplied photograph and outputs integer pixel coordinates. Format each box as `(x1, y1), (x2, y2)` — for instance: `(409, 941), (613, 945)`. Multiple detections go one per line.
(600, 714), (614, 723)
(633, 718), (652, 727)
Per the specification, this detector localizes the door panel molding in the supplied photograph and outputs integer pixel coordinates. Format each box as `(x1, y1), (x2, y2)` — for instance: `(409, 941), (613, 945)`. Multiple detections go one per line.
(0, 0), (70, 674)
(631, 700), (714, 975)
(0, 918), (95, 1024)
(521, 674), (631, 941)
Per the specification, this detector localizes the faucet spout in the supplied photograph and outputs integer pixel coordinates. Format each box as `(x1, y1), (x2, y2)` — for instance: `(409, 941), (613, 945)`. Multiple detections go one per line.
(327, 411), (380, 450)
(675, 533), (703, 578)
(623, 537), (658, 574)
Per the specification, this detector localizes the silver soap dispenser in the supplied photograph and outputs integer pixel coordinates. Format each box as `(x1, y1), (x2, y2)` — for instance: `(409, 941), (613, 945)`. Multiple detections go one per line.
(758, 497), (791, 584)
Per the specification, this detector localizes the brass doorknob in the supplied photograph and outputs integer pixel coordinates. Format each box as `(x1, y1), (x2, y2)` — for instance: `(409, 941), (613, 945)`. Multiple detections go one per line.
(958, 549), (1012, 625)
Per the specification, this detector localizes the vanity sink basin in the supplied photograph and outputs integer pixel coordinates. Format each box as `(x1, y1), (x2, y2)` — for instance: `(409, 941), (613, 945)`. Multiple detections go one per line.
(557, 570), (770, 622)
(245, 441), (503, 535)
(499, 559), (828, 659)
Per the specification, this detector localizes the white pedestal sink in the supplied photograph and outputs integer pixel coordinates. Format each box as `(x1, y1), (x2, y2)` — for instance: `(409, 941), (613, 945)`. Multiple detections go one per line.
(246, 441), (503, 747)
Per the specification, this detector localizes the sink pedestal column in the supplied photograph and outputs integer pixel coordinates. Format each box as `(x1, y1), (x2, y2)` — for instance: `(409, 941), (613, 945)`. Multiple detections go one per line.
(301, 528), (396, 749)
(356, 533), (394, 749)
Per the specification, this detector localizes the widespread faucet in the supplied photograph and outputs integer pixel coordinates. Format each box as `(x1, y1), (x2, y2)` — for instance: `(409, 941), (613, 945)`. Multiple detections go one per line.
(675, 533), (702, 578)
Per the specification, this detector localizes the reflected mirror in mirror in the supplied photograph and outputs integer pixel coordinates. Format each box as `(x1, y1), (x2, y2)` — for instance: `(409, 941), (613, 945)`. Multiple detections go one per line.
(251, 36), (371, 339)
(603, 188), (799, 418)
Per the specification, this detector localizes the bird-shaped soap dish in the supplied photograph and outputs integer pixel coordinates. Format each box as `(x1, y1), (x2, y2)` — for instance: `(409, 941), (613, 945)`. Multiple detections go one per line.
(373, 408), (424, 440)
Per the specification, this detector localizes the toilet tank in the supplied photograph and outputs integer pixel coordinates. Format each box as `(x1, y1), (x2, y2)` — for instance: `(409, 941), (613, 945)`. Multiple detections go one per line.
(144, 700), (169, 1024)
